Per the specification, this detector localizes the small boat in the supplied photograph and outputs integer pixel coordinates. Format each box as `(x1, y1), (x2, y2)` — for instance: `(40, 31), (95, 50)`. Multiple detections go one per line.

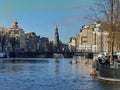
(53, 53), (63, 58)
(69, 60), (80, 64)
(0, 52), (9, 58)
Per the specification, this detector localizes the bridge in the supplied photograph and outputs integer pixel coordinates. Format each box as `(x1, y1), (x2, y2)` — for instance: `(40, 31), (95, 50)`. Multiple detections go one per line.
(9, 51), (93, 58)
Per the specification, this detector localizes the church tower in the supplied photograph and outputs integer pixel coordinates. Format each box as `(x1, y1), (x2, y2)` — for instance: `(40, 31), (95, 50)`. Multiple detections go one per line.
(54, 25), (60, 51)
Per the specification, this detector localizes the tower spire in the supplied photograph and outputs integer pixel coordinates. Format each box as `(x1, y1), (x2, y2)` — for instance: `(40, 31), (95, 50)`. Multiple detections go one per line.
(55, 25), (58, 33)
(54, 25), (60, 51)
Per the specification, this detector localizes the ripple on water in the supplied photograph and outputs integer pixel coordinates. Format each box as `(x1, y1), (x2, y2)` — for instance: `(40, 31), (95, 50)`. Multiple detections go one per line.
(0, 58), (119, 90)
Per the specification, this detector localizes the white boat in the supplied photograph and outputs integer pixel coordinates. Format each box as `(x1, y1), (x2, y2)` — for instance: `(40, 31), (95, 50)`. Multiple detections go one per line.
(0, 52), (9, 58)
(53, 53), (64, 58)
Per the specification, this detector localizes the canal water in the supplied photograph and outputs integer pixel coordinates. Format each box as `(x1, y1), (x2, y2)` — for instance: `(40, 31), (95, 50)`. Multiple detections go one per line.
(0, 58), (120, 90)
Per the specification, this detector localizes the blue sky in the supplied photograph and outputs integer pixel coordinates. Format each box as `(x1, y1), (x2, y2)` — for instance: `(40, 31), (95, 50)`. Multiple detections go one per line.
(0, 0), (95, 43)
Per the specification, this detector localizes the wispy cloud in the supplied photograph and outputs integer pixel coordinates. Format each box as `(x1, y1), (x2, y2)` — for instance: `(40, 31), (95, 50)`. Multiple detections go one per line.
(55, 17), (85, 26)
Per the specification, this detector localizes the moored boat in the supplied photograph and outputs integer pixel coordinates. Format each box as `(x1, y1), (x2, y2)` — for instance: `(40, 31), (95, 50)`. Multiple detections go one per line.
(0, 52), (9, 58)
(94, 0), (120, 81)
(97, 54), (120, 81)
(53, 53), (64, 58)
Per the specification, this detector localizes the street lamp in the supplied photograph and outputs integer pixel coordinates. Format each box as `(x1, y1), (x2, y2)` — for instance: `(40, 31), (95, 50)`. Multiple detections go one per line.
(100, 27), (103, 53)
(93, 28), (97, 53)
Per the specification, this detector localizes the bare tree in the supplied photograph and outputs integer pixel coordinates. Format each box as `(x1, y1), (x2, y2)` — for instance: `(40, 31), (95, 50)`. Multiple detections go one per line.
(86, 0), (120, 52)
(0, 34), (6, 52)
(9, 37), (17, 52)
(87, 0), (120, 25)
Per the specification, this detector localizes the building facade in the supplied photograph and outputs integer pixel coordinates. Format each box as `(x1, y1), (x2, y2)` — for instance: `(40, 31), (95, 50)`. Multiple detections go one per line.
(24, 32), (38, 52)
(76, 22), (109, 53)
(0, 20), (26, 52)
(67, 37), (76, 52)
(9, 19), (26, 51)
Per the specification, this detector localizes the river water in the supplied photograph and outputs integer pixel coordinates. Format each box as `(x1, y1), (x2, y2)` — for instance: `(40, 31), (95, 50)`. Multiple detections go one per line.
(0, 58), (120, 90)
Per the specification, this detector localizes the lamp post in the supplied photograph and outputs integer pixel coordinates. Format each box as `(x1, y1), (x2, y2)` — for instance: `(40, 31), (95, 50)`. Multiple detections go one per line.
(100, 27), (103, 53)
(93, 28), (97, 53)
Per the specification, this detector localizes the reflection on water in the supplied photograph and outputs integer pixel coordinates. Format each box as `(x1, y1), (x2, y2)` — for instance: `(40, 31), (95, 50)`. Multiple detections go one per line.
(0, 58), (49, 63)
(0, 58), (119, 90)
(54, 58), (60, 75)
